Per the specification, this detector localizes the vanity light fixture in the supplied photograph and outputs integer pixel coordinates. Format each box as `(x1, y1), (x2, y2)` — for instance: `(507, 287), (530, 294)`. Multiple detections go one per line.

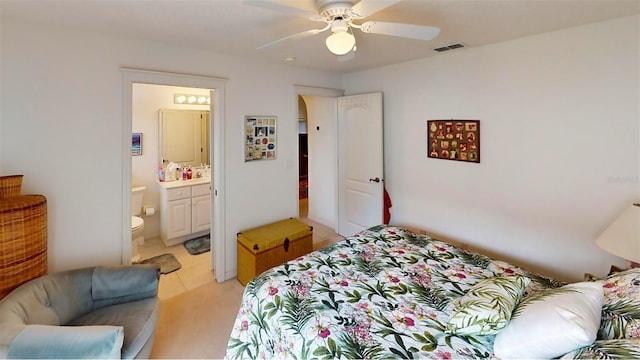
(174, 93), (210, 105)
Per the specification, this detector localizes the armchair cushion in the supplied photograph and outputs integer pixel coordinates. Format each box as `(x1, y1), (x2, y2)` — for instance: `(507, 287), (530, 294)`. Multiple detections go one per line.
(7, 324), (124, 359)
(92, 265), (159, 301)
(68, 298), (160, 359)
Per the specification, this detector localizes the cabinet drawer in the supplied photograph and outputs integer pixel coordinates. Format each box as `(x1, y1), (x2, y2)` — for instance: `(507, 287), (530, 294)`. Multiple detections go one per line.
(166, 187), (191, 201)
(192, 183), (210, 197)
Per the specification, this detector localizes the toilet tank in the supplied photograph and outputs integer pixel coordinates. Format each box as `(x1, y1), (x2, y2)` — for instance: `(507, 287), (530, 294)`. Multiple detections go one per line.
(131, 186), (146, 216)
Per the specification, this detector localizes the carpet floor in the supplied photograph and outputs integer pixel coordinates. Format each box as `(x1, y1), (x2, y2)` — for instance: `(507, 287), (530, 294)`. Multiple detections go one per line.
(150, 279), (245, 358)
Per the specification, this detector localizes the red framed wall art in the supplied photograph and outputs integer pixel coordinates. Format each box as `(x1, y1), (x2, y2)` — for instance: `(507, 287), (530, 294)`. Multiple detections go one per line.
(427, 120), (480, 163)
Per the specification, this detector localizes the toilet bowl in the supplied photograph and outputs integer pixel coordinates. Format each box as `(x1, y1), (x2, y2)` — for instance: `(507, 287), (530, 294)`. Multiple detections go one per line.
(131, 186), (146, 263)
(131, 215), (144, 262)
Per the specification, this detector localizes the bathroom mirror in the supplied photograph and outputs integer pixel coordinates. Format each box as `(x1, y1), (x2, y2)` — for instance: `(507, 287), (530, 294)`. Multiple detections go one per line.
(159, 109), (210, 167)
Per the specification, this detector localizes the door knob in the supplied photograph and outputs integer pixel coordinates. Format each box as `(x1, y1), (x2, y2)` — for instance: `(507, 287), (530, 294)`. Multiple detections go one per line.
(369, 177), (381, 183)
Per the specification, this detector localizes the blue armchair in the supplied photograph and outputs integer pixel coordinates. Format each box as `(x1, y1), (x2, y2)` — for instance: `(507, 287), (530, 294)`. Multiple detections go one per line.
(0, 264), (161, 359)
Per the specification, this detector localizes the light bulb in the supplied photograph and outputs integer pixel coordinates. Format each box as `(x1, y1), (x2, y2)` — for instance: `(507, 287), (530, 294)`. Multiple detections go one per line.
(175, 95), (186, 103)
(326, 30), (355, 55)
(187, 96), (197, 104)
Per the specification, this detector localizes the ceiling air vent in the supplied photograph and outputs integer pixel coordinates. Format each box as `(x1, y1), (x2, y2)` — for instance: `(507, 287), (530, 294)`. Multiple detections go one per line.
(433, 43), (466, 53)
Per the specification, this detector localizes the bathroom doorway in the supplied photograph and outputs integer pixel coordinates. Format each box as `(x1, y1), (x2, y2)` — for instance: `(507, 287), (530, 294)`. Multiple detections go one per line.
(122, 69), (226, 283)
(132, 85), (211, 249)
(298, 96), (309, 218)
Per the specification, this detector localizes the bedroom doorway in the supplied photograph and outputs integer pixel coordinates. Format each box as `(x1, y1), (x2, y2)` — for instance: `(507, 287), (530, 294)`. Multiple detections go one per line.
(298, 96), (309, 217)
(295, 88), (384, 237)
(296, 92), (340, 231)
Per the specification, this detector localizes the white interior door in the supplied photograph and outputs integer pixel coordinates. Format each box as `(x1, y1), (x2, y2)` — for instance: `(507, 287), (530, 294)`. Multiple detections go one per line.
(338, 92), (384, 236)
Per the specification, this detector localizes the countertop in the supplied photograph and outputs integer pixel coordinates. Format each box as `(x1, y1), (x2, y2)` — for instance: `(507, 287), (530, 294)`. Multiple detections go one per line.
(158, 177), (210, 189)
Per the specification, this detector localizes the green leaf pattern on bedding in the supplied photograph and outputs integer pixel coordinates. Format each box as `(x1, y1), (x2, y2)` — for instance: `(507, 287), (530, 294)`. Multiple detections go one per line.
(225, 226), (561, 360)
(446, 276), (530, 335)
(561, 339), (640, 359)
(598, 268), (640, 340)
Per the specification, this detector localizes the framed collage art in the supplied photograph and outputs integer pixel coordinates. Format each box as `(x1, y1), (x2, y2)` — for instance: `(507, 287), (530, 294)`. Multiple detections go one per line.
(427, 120), (480, 163)
(245, 116), (277, 161)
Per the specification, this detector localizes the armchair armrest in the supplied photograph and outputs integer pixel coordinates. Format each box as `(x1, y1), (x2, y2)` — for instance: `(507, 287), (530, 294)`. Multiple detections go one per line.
(7, 325), (123, 359)
(91, 265), (160, 301)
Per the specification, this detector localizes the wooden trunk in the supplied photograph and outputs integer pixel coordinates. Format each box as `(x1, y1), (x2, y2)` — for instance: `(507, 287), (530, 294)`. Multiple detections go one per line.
(237, 218), (312, 286)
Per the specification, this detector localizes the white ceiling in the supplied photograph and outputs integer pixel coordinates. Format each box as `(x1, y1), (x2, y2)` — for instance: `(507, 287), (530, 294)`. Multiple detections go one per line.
(2, 0), (639, 73)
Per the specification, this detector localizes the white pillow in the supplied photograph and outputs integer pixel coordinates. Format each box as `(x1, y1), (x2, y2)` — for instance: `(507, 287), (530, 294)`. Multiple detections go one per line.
(493, 281), (604, 359)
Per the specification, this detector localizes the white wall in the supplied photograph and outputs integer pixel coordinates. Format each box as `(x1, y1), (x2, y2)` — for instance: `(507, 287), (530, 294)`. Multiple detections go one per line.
(0, 19), (341, 274)
(342, 16), (640, 281)
(132, 84), (210, 239)
(303, 96), (338, 229)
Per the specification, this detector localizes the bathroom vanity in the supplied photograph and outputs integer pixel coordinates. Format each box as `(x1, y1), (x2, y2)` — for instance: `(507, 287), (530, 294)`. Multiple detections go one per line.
(158, 178), (210, 247)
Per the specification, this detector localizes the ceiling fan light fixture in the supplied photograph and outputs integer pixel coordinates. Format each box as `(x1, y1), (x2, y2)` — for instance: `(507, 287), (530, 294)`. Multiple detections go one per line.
(326, 30), (355, 55)
(326, 18), (355, 55)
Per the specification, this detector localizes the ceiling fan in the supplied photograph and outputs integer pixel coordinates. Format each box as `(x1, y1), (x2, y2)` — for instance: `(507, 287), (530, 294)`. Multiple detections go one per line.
(245, 0), (440, 56)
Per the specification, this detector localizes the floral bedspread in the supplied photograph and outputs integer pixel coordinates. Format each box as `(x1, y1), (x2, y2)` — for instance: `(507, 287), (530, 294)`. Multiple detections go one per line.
(226, 225), (561, 359)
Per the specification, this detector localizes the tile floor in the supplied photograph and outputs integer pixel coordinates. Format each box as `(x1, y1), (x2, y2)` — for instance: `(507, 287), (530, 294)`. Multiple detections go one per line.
(138, 199), (343, 299)
(137, 236), (214, 300)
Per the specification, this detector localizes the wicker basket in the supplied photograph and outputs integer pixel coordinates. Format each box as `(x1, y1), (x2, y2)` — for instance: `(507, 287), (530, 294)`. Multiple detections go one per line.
(0, 175), (23, 199)
(0, 195), (47, 299)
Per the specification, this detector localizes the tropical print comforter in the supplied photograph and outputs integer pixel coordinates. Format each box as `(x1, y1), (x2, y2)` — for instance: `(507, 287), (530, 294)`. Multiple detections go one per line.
(225, 225), (562, 359)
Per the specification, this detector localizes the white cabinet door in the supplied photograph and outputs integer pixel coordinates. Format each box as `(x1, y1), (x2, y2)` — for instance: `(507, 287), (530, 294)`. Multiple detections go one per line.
(192, 195), (211, 233)
(167, 198), (191, 239)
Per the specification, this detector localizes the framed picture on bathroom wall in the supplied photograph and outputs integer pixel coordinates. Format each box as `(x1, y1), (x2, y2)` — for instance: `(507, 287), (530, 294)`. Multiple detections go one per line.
(244, 116), (277, 162)
(132, 133), (142, 156)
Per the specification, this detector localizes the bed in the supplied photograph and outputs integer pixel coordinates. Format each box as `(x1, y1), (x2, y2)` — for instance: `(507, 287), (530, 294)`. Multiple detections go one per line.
(226, 225), (640, 359)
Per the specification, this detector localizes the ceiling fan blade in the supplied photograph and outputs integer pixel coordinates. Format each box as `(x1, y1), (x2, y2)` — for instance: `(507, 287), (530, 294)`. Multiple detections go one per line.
(256, 26), (329, 50)
(350, 0), (403, 19)
(243, 0), (320, 19)
(359, 21), (440, 41)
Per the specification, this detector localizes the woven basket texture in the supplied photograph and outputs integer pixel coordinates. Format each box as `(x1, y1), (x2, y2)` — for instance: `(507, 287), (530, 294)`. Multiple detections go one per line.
(0, 195), (47, 299)
(0, 175), (23, 199)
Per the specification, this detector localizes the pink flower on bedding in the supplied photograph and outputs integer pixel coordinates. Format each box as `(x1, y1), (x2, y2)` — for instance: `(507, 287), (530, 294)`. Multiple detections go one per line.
(409, 265), (433, 287)
(435, 350), (452, 359)
(444, 268), (467, 281)
(329, 276), (349, 289)
(392, 310), (417, 332)
(293, 284), (311, 298)
(310, 314), (333, 341)
(403, 317), (415, 326)
(233, 320), (251, 342)
(627, 320), (640, 338)
(382, 270), (402, 284)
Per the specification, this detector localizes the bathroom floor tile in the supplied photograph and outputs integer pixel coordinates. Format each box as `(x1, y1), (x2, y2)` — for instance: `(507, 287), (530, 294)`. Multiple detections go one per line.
(178, 262), (216, 291)
(157, 272), (186, 300)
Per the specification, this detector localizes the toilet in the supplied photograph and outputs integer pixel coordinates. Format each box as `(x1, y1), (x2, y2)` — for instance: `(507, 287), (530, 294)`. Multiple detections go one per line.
(131, 185), (146, 263)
